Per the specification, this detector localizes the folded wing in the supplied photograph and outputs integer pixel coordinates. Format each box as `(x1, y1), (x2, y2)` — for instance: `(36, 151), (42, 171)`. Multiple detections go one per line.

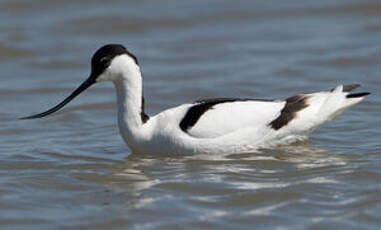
(180, 98), (286, 138)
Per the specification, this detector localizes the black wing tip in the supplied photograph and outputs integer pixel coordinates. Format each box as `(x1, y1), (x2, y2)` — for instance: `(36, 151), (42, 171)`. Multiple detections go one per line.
(346, 92), (371, 98)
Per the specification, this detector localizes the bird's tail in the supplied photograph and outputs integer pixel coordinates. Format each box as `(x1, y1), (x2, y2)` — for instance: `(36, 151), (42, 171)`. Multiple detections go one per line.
(338, 83), (370, 106)
(267, 84), (370, 144)
(292, 84), (370, 134)
(325, 84), (370, 120)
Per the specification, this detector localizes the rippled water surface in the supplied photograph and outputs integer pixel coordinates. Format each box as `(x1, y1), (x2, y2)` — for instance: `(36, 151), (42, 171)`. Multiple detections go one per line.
(1, 0), (380, 229)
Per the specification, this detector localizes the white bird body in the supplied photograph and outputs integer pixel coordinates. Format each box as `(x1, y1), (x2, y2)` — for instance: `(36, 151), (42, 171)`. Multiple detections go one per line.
(23, 44), (370, 155)
(115, 74), (366, 154)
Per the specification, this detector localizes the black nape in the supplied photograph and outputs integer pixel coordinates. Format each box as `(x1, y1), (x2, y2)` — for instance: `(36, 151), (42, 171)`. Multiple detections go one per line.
(141, 96), (149, 123)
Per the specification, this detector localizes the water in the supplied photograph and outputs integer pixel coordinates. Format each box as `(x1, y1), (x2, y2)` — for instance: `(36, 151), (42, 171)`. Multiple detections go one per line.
(1, 0), (380, 229)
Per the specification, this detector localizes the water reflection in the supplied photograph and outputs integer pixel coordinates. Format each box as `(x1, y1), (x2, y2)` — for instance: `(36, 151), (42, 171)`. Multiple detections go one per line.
(262, 145), (349, 169)
(84, 144), (353, 228)
(110, 156), (160, 193)
(101, 144), (349, 197)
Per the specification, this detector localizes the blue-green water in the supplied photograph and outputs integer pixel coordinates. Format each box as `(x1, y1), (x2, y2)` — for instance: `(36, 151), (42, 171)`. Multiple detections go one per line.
(0, 0), (380, 229)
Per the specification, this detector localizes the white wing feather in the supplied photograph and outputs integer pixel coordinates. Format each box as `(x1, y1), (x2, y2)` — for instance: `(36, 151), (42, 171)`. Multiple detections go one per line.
(186, 100), (286, 138)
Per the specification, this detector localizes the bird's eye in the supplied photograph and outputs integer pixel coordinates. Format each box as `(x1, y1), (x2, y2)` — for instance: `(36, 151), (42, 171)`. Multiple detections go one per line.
(100, 56), (111, 67)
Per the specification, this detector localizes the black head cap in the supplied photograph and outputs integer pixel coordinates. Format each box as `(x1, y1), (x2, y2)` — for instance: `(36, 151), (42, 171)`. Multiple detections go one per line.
(20, 44), (139, 119)
(90, 44), (139, 78)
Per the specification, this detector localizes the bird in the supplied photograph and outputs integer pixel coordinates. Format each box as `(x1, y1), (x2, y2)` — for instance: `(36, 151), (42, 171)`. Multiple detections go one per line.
(21, 44), (370, 154)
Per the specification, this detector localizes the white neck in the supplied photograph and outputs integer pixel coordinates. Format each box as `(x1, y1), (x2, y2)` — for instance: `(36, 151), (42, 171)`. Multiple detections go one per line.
(112, 66), (150, 151)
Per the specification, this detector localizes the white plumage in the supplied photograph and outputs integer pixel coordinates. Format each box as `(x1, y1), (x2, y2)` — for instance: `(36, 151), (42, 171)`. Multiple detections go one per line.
(129, 85), (366, 154)
(186, 100), (285, 138)
(22, 44), (370, 154)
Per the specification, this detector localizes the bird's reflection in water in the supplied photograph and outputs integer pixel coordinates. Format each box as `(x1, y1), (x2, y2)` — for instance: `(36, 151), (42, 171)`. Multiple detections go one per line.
(87, 142), (351, 212)
(105, 143), (349, 196)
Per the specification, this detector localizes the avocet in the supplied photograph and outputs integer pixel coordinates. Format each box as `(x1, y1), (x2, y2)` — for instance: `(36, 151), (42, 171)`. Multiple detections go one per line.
(22, 44), (370, 154)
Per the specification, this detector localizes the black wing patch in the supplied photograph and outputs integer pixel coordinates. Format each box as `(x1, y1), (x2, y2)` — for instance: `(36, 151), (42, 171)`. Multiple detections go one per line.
(269, 94), (309, 130)
(179, 98), (273, 132)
